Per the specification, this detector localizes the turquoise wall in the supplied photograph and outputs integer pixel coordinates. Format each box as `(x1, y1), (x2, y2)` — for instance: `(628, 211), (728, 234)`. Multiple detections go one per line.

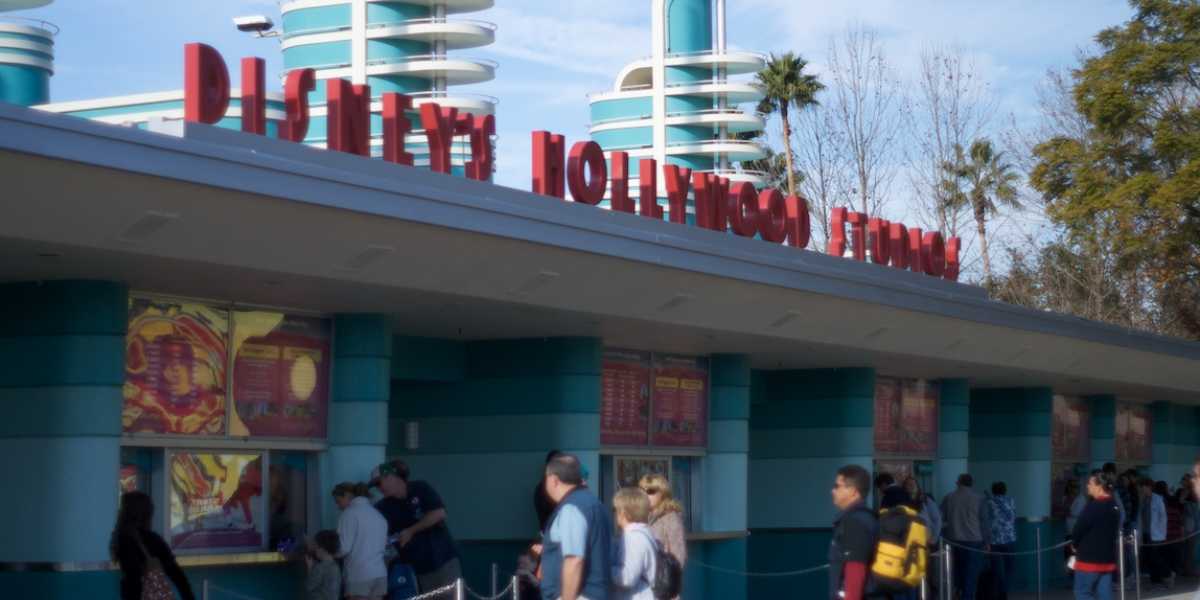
(1150, 401), (1200, 483)
(969, 387), (1053, 519)
(0, 63), (50, 106)
(666, 0), (712, 54)
(0, 281), (126, 568)
(748, 368), (875, 600)
(936, 379), (970, 500)
(591, 97), (653, 122)
(701, 355), (750, 600)
(388, 337), (601, 594)
(0, 562), (301, 600)
(283, 41), (351, 70)
(368, 2), (432, 24)
(1088, 394), (1116, 468)
(321, 314), (391, 529)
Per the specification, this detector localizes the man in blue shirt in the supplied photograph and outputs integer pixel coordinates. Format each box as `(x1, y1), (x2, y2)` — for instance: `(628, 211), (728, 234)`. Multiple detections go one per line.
(541, 454), (612, 600)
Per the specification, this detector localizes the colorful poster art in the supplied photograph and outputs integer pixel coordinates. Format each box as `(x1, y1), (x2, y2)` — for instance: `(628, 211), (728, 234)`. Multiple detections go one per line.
(1116, 403), (1152, 463)
(651, 355), (708, 447)
(875, 378), (939, 456)
(119, 465), (141, 495)
(600, 349), (652, 446)
(230, 312), (331, 438)
(615, 456), (671, 489)
(169, 452), (264, 551)
(1052, 396), (1091, 461)
(124, 298), (228, 435)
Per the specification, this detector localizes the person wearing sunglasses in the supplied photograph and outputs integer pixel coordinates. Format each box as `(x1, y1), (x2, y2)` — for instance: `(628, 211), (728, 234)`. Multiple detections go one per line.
(639, 473), (687, 599)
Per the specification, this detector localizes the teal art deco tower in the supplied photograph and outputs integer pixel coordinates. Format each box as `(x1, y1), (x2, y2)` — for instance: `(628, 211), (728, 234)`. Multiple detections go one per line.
(280, 0), (496, 175)
(0, 0), (56, 106)
(588, 0), (766, 211)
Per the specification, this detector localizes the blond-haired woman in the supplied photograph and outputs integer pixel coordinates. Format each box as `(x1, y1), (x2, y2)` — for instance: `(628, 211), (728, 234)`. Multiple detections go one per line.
(639, 473), (686, 584)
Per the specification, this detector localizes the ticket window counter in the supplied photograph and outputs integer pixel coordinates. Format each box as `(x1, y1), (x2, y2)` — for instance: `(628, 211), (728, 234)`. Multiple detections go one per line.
(874, 377), (939, 505)
(1050, 462), (1089, 521)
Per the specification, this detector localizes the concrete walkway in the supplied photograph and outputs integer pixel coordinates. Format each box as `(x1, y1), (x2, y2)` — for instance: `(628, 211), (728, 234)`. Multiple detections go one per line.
(1008, 575), (1200, 600)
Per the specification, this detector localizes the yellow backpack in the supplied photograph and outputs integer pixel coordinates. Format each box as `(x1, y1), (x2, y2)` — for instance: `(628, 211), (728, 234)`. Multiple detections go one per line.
(870, 505), (928, 590)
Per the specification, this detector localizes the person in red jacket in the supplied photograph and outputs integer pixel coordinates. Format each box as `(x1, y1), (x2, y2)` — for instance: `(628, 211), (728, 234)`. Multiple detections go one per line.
(830, 464), (876, 600)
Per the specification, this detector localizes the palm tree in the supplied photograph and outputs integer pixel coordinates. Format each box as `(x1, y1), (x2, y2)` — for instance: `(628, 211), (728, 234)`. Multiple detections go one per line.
(756, 52), (823, 197)
(941, 138), (1021, 288)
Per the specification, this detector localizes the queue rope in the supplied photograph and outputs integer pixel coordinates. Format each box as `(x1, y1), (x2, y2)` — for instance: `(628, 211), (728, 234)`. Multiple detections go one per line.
(687, 557), (830, 577)
(403, 581), (460, 600)
(465, 578), (515, 600)
(941, 538), (1072, 555)
(1128, 527), (1200, 547)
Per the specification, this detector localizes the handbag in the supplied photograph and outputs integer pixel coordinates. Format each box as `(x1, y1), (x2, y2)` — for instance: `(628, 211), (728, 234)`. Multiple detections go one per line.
(134, 533), (174, 600)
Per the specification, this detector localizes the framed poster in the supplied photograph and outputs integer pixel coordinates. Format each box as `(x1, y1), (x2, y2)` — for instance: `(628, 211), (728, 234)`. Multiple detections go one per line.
(650, 354), (708, 448)
(1116, 402), (1152, 464)
(1052, 396), (1090, 462)
(124, 298), (228, 435)
(230, 312), (331, 438)
(168, 451), (265, 552)
(600, 349), (651, 446)
(614, 456), (672, 489)
(119, 465), (142, 495)
(875, 378), (939, 457)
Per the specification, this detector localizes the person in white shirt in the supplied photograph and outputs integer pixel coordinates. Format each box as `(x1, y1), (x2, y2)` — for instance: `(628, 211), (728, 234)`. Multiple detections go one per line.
(610, 487), (657, 600)
(332, 482), (389, 600)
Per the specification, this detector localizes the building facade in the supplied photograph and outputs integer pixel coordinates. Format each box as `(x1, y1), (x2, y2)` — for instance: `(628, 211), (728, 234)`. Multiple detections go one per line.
(2, 2), (1200, 600)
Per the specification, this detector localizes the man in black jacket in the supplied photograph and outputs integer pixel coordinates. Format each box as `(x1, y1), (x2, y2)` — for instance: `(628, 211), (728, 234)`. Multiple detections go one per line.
(1070, 470), (1121, 600)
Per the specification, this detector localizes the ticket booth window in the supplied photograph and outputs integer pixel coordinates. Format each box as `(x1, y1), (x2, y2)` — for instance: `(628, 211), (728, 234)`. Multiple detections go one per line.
(1115, 401), (1152, 473)
(873, 378), (939, 498)
(119, 294), (332, 556)
(1051, 395), (1090, 519)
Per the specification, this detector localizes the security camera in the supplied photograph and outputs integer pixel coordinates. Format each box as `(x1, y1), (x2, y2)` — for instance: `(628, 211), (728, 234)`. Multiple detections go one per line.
(233, 15), (275, 34)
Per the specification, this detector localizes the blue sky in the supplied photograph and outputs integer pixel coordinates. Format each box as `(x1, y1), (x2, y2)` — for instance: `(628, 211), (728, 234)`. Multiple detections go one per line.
(20, 0), (1131, 199)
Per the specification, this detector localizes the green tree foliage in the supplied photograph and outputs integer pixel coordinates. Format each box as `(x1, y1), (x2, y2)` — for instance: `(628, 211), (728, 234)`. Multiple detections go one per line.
(941, 139), (1021, 288)
(756, 52), (824, 197)
(1030, 0), (1200, 338)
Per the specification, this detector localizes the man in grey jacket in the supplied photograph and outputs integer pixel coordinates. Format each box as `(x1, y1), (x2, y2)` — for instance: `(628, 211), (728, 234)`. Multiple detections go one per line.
(941, 474), (990, 600)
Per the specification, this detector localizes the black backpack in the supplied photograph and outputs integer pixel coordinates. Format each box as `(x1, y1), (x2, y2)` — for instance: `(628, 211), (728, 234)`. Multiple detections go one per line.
(635, 529), (682, 599)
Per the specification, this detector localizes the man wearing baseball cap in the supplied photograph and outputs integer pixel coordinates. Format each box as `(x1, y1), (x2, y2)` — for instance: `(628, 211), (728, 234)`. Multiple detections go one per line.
(371, 460), (461, 593)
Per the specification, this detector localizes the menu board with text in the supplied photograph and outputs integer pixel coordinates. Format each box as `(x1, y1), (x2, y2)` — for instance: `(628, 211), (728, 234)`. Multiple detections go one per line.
(874, 378), (939, 456)
(1116, 402), (1152, 463)
(651, 354), (708, 447)
(123, 298), (228, 435)
(1052, 395), (1090, 461)
(230, 312), (331, 438)
(600, 349), (651, 446)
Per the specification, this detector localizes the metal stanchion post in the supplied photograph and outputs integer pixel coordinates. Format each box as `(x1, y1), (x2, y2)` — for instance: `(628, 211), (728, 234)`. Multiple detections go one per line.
(1037, 527), (1043, 600)
(921, 571), (928, 600)
(1133, 528), (1141, 600)
(511, 575), (520, 600)
(1118, 527), (1126, 600)
(491, 562), (499, 597)
(945, 542), (953, 600)
(202, 579), (209, 600)
(455, 578), (465, 600)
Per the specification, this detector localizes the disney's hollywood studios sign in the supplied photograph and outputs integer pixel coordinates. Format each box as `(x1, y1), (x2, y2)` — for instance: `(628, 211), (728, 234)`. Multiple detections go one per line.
(183, 43), (961, 282)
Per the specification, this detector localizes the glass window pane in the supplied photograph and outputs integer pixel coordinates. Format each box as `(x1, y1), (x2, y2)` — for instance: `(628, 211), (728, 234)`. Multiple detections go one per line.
(268, 451), (309, 552)
(168, 451), (265, 553)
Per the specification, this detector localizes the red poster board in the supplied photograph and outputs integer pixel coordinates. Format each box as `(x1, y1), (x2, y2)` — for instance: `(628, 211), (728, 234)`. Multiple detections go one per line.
(1116, 403), (1152, 463)
(875, 378), (938, 456)
(230, 312), (331, 438)
(600, 350), (651, 446)
(1052, 396), (1091, 461)
(874, 378), (903, 454)
(123, 298), (228, 435)
(169, 452), (264, 551)
(651, 354), (708, 447)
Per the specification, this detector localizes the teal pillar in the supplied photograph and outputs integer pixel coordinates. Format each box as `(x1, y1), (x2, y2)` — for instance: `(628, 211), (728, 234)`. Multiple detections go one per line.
(935, 379), (970, 501)
(1087, 395), (1116, 468)
(322, 314), (391, 528)
(390, 337), (601, 593)
(969, 387), (1054, 591)
(748, 367), (875, 600)
(1150, 401), (1198, 483)
(0, 281), (127, 563)
(696, 354), (748, 600)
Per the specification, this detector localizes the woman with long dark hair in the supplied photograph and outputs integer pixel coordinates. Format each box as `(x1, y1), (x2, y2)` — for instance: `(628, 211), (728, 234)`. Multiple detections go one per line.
(111, 491), (195, 600)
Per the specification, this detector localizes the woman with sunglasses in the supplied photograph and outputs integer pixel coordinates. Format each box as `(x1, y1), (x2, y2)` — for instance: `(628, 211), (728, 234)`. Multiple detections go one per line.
(639, 473), (686, 598)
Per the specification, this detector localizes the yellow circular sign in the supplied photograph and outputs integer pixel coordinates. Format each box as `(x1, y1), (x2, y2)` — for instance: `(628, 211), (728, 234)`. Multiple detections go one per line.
(289, 355), (317, 402)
